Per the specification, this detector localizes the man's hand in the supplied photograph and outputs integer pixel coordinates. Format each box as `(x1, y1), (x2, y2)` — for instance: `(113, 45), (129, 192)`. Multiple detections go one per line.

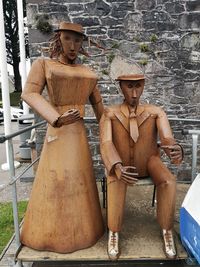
(54, 109), (81, 127)
(161, 144), (183, 165)
(114, 163), (138, 185)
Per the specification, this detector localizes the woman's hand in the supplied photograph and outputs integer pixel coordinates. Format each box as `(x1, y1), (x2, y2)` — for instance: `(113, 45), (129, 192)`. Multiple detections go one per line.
(54, 109), (81, 127)
(114, 163), (138, 185)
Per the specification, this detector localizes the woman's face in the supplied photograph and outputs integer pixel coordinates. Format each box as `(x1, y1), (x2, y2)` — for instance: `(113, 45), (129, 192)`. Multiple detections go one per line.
(59, 31), (83, 63)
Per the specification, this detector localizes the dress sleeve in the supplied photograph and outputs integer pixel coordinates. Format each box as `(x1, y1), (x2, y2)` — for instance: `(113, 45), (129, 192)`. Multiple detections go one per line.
(100, 110), (122, 175)
(89, 85), (104, 122)
(21, 58), (60, 126)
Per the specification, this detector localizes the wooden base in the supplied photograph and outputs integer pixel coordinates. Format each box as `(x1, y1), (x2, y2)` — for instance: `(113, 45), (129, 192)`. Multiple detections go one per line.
(17, 184), (188, 262)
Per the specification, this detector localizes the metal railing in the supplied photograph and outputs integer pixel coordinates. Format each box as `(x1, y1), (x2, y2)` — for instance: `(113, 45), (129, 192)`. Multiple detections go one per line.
(182, 129), (200, 182)
(0, 117), (199, 266)
(0, 120), (46, 266)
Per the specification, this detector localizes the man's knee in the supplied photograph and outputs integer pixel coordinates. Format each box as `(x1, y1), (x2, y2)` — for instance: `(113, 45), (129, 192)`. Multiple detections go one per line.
(147, 155), (176, 186)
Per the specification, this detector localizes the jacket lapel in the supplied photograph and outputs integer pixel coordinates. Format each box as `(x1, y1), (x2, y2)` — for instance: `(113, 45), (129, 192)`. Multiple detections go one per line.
(136, 107), (150, 127)
(113, 103), (151, 133)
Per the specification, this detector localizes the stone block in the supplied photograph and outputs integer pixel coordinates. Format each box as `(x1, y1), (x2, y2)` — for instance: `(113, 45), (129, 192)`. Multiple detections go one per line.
(183, 61), (200, 71)
(27, 0), (48, 3)
(106, 0), (134, 2)
(157, 21), (176, 31)
(143, 10), (171, 22)
(84, 0), (111, 16)
(164, 2), (185, 14)
(173, 85), (193, 98)
(178, 13), (200, 30)
(101, 16), (123, 27)
(108, 29), (126, 40)
(28, 28), (53, 43)
(86, 26), (108, 35)
(183, 72), (200, 82)
(29, 43), (48, 58)
(164, 60), (182, 70)
(111, 3), (132, 18)
(48, 13), (70, 25)
(72, 16), (100, 26)
(124, 12), (143, 32)
(135, 0), (156, 10)
(38, 4), (68, 13)
(186, 1), (200, 12)
(27, 4), (38, 26)
(49, 0), (94, 2)
(68, 3), (84, 14)
(180, 32), (200, 50)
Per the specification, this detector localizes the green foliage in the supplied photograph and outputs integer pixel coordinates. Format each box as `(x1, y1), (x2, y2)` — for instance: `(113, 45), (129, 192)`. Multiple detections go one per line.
(140, 43), (149, 53)
(36, 14), (53, 34)
(101, 69), (109, 75)
(111, 42), (120, 49)
(0, 92), (21, 108)
(133, 36), (141, 42)
(81, 56), (88, 64)
(0, 201), (28, 254)
(3, 0), (28, 91)
(10, 92), (22, 107)
(150, 34), (158, 43)
(139, 59), (148, 66)
(107, 53), (115, 64)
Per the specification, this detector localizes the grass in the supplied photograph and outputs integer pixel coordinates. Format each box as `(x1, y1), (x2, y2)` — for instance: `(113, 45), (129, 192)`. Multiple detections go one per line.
(140, 43), (149, 53)
(0, 201), (28, 254)
(0, 91), (22, 108)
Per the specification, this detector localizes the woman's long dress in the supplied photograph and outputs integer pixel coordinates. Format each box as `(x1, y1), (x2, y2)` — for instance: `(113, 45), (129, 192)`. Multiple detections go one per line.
(20, 58), (104, 253)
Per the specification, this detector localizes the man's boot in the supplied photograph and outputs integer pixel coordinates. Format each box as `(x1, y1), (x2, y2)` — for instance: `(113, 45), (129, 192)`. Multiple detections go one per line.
(162, 229), (176, 259)
(108, 230), (120, 260)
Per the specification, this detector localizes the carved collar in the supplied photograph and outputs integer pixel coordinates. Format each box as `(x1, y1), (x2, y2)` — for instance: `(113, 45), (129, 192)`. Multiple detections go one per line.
(113, 103), (150, 133)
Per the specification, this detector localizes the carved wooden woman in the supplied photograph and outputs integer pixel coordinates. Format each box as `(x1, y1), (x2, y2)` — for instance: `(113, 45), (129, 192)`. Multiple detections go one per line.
(20, 22), (104, 253)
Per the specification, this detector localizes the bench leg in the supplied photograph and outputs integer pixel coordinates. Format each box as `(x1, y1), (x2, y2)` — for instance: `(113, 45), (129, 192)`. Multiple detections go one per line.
(152, 185), (156, 207)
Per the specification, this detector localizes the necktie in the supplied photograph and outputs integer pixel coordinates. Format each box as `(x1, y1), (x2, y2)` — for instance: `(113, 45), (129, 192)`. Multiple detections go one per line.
(129, 110), (139, 143)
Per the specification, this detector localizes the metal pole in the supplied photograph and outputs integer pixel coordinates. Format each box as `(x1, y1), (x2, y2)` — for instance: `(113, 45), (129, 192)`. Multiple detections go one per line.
(7, 139), (21, 247)
(7, 139), (23, 267)
(0, 0), (12, 168)
(16, 0), (29, 115)
(192, 134), (198, 182)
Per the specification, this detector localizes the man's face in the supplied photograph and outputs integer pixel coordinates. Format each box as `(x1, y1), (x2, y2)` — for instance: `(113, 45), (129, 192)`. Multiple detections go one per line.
(60, 31), (83, 63)
(120, 80), (144, 107)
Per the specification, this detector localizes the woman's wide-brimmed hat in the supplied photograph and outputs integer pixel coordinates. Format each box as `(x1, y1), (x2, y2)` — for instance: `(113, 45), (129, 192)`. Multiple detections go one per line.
(54, 21), (86, 38)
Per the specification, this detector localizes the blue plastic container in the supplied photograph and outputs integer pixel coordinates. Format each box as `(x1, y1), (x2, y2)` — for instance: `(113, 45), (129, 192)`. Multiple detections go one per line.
(180, 174), (200, 264)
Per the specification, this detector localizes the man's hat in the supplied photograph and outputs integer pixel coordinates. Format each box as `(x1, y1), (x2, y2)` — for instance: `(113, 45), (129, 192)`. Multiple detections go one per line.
(54, 21), (86, 38)
(116, 74), (145, 81)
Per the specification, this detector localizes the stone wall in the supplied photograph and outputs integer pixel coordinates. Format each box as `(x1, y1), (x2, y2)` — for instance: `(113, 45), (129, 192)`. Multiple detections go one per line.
(26, 0), (200, 180)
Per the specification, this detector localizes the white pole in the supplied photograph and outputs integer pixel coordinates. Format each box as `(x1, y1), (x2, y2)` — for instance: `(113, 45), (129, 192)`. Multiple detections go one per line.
(17, 0), (29, 115)
(0, 0), (12, 166)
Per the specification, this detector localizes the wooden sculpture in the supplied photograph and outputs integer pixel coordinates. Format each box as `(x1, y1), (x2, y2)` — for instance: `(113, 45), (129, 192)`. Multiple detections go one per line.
(20, 22), (104, 253)
(100, 74), (183, 260)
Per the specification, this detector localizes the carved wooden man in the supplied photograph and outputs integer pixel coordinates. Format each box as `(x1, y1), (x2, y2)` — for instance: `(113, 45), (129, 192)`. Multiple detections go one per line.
(100, 74), (183, 260)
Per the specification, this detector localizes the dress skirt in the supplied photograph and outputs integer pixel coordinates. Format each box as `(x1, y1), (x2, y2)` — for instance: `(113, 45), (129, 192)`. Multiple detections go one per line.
(20, 119), (104, 253)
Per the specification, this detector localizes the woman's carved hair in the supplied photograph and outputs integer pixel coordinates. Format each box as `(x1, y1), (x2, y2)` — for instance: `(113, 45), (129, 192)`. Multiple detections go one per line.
(48, 31), (105, 59)
(49, 32), (63, 58)
(48, 32), (89, 58)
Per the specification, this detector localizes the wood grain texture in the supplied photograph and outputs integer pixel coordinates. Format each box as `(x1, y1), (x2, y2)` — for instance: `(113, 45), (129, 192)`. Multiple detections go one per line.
(20, 58), (104, 253)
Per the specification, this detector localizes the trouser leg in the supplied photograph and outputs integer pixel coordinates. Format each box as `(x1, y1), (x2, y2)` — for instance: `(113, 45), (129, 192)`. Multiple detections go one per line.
(107, 176), (127, 232)
(147, 155), (176, 230)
